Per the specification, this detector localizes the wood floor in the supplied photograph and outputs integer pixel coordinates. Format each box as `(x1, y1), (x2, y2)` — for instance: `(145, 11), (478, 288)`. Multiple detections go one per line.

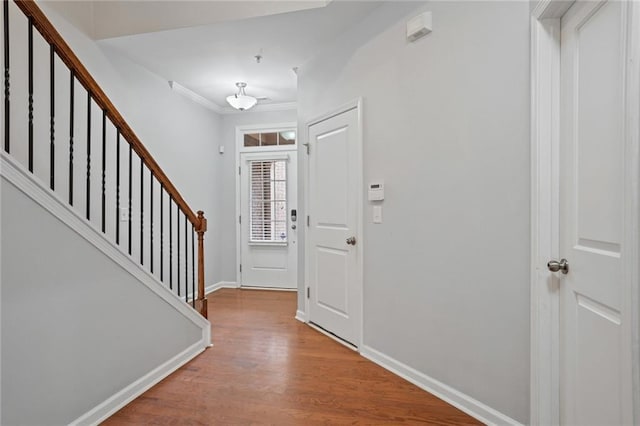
(104, 289), (482, 425)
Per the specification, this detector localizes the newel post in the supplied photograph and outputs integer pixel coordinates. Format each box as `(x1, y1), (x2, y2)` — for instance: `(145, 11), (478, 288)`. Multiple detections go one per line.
(196, 210), (208, 318)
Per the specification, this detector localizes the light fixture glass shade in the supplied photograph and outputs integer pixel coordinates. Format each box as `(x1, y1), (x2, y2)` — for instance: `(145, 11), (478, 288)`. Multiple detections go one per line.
(226, 94), (257, 111)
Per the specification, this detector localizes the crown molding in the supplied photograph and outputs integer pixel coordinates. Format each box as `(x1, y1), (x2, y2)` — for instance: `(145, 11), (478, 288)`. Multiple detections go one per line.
(220, 101), (297, 115)
(169, 81), (224, 113)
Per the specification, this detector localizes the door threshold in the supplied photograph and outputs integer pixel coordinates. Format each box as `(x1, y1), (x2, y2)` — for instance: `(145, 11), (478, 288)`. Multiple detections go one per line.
(308, 322), (358, 352)
(240, 285), (297, 292)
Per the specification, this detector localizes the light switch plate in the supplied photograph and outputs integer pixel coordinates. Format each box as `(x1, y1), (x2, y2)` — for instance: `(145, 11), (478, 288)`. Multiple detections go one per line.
(120, 207), (129, 222)
(373, 205), (382, 224)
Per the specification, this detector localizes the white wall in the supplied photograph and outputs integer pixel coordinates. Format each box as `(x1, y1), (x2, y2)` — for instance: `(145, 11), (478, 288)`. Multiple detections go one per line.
(0, 177), (204, 425)
(297, 1), (530, 422)
(212, 109), (297, 284)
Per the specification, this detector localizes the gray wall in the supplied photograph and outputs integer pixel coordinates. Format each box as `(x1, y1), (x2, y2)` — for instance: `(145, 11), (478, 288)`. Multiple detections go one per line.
(297, 1), (530, 422)
(1, 178), (203, 425)
(99, 47), (222, 288)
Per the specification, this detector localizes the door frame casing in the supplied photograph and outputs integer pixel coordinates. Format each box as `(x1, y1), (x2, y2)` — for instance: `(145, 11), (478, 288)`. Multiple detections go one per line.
(235, 122), (298, 287)
(530, 1), (640, 424)
(303, 98), (364, 350)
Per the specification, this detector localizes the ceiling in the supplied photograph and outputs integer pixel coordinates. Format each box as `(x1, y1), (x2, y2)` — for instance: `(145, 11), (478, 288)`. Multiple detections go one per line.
(92, 1), (334, 40)
(44, 1), (334, 40)
(95, 1), (384, 111)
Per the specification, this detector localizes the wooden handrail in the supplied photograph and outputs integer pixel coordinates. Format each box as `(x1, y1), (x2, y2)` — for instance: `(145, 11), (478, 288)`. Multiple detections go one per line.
(12, 0), (208, 317)
(14, 0), (198, 227)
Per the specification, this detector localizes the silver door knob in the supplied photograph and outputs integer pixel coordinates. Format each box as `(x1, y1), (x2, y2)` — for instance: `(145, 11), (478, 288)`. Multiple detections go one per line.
(346, 236), (357, 246)
(547, 258), (569, 274)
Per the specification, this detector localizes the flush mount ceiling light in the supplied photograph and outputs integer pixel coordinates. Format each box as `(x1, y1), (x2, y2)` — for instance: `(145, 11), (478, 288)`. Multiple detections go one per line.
(226, 82), (257, 111)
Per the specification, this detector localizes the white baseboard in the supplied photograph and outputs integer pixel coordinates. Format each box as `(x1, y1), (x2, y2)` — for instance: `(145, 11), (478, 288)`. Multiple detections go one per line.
(205, 282), (298, 294)
(360, 345), (523, 426)
(295, 310), (306, 323)
(186, 281), (237, 300)
(239, 285), (297, 292)
(205, 281), (238, 295)
(71, 340), (207, 425)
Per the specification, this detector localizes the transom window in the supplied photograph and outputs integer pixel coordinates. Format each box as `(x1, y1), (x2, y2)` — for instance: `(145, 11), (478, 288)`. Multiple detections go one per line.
(250, 160), (287, 243)
(244, 130), (296, 147)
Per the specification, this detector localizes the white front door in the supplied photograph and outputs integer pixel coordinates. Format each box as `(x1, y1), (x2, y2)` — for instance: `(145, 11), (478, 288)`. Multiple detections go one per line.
(307, 105), (361, 346)
(559, 1), (634, 423)
(240, 151), (297, 289)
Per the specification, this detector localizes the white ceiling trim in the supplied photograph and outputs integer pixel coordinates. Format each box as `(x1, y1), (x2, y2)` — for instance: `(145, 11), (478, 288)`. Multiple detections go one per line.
(169, 81), (224, 113)
(220, 101), (298, 115)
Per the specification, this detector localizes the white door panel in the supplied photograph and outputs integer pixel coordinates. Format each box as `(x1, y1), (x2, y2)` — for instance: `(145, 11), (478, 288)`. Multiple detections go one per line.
(559, 1), (633, 424)
(315, 127), (350, 227)
(315, 246), (349, 316)
(307, 107), (361, 346)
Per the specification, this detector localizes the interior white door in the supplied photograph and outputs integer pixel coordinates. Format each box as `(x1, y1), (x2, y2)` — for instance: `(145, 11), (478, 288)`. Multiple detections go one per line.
(240, 151), (297, 289)
(559, 1), (634, 424)
(307, 106), (361, 346)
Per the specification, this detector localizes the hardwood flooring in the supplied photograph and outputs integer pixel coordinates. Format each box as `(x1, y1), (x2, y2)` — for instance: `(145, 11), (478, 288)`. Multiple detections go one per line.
(104, 289), (482, 425)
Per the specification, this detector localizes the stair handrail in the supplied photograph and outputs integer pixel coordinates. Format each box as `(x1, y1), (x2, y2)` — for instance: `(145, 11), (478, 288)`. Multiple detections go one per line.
(9, 0), (208, 317)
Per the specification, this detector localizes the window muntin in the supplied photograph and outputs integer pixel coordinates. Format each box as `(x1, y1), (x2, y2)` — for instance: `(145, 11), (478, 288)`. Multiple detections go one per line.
(249, 160), (287, 243)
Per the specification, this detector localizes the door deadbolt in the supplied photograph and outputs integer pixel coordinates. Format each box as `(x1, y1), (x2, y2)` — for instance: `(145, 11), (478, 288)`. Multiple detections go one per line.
(547, 258), (569, 274)
(346, 236), (356, 246)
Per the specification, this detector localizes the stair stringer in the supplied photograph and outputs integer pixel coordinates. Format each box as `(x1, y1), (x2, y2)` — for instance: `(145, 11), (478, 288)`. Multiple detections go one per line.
(1, 152), (211, 425)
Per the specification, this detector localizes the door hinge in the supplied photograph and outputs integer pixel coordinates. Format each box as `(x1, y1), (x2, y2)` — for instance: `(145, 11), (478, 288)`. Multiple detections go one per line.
(307, 215), (310, 226)
(304, 143), (310, 155)
(239, 166), (241, 175)
(239, 215), (241, 224)
(240, 264), (242, 273)
(307, 287), (310, 299)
